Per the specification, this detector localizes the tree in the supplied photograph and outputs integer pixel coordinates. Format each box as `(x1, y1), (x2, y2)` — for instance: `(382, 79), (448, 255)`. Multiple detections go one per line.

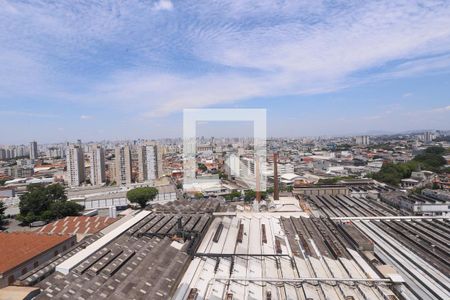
(127, 187), (159, 209)
(18, 184), (83, 224)
(198, 163), (207, 172)
(244, 190), (256, 202)
(194, 192), (204, 199)
(244, 190), (267, 202)
(45, 183), (67, 201)
(0, 201), (6, 228)
(413, 153), (446, 170)
(218, 172), (228, 180)
(224, 190), (241, 201)
(19, 185), (53, 222)
(50, 201), (85, 219)
(423, 146), (446, 155)
(370, 147), (448, 186)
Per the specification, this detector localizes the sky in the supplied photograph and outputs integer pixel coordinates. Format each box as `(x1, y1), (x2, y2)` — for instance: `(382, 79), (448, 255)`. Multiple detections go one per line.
(1, 0), (450, 144)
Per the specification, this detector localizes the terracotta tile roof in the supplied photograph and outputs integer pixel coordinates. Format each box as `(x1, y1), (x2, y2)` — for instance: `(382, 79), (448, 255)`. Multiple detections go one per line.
(38, 216), (117, 235)
(0, 232), (73, 274)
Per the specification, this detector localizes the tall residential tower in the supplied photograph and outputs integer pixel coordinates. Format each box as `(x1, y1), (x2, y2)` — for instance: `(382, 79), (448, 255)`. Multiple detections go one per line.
(66, 144), (85, 186)
(29, 141), (38, 160)
(89, 144), (106, 186)
(137, 143), (163, 182)
(115, 145), (132, 186)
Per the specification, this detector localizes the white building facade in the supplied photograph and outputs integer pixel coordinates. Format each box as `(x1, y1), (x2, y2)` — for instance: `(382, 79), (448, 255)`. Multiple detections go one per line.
(115, 145), (132, 186)
(89, 145), (106, 186)
(138, 144), (163, 182)
(66, 145), (85, 187)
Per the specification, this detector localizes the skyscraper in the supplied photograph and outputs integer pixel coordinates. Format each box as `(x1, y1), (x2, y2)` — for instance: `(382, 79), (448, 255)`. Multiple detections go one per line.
(137, 143), (163, 182)
(66, 144), (85, 186)
(29, 141), (38, 160)
(115, 145), (132, 186)
(89, 144), (106, 186)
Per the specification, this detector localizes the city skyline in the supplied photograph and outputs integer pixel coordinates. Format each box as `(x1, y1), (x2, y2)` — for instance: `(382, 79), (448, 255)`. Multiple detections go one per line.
(0, 128), (449, 147)
(1, 1), (450, 143)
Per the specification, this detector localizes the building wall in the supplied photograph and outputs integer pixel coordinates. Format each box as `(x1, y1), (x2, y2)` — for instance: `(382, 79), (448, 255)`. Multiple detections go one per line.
(0, 188), (15, 197)
(137, 144), (162, 183)
(355, 135), (370, 145)
(89, 145), (106, 186)
(293, 186), (349, 196)
(413, 204), (450, 216)
(66, 145), (85, 187)
(0, 236), (76, 288)
(73, 197), (129, 210)
(29, 141), (38, 160)
(115, 146), (132, 186)
(72, 191), (177, 209)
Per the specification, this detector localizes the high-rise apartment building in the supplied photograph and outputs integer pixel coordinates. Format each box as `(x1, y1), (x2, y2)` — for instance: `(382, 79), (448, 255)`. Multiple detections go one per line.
(137, 143), (163, 182)
(30, 141), (38, 160)
(89, 144), (106, 186)
(66, 144), (85, 187)
(423, 131), (434, 143)
(115, 145), (132, 186)
(355, 135), (370, 145)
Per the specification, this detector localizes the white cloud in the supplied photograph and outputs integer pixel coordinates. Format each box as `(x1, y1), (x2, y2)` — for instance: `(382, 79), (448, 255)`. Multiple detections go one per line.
(0, 110), (59, 118)
(80, 115), (94, 120)
(430, 105), (450, 113)
(402, 92), (413, 98)
(153, 0), (173, 11)
(0, 0), (450, 117)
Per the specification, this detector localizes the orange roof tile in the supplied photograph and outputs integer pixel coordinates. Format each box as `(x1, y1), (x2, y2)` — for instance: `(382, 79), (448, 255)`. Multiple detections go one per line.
(0, 232), (73, 274)
(38, 216), (116, 235)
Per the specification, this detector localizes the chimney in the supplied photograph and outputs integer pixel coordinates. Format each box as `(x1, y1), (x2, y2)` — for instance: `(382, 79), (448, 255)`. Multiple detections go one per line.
(273, 152), (279, 200)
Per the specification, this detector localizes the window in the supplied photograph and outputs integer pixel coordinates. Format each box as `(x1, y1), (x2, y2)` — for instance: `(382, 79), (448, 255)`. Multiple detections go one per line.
(34, 261), (39, 268)
(8, 275), (15, 285)
(22, 268), (28, 275)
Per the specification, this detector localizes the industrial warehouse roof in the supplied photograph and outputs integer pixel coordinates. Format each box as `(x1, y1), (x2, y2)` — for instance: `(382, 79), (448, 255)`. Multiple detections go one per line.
(305, 194), (404, 217)
(174, 215), (399, 300)
(354, 219), (450, 299)
(36, 212), (212, 300)
(38, 216), (117, 235)
(11, 190), (449, 300)
(0, 232), (73, 274)
(0, 286), (40, 300)
(151, 198), (220, 214)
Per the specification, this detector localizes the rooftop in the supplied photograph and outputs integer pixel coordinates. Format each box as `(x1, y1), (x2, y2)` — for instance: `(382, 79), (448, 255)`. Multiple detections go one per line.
(174, 215), (399, 300)
(38, 216), (117, 236)
(0, 232), (73, 274)
(35, 212), (212, 300)
(0, 286), (40, 300)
